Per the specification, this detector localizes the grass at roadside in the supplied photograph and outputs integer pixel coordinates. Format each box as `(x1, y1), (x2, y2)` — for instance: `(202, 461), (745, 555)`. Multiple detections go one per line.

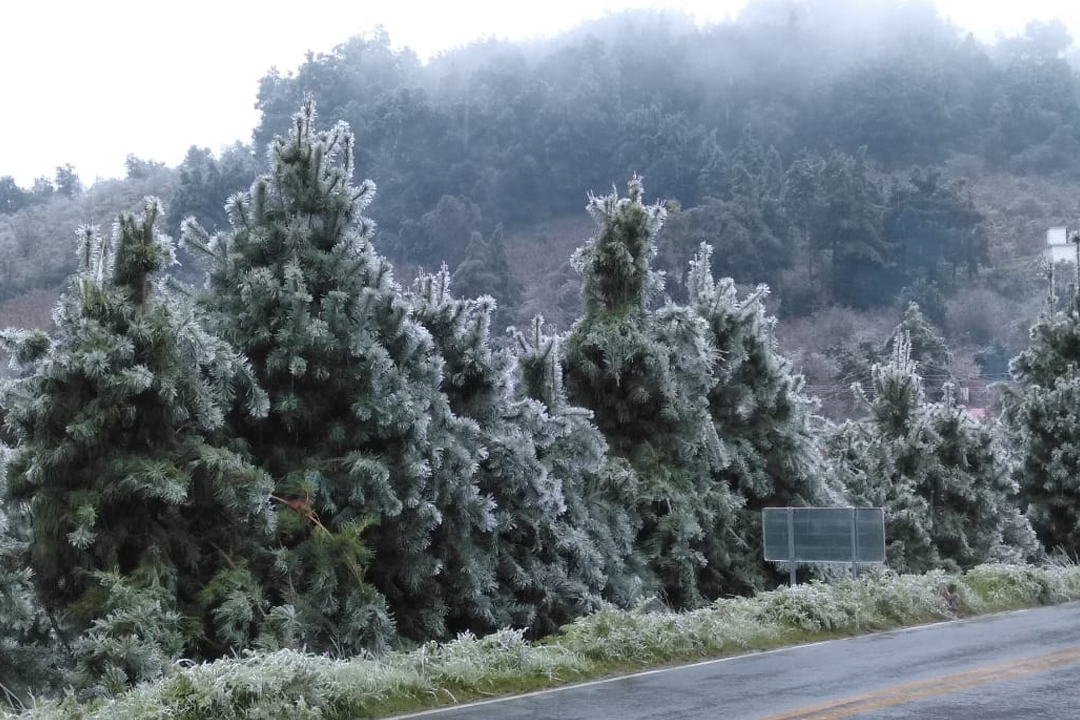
(7, 563), (1080, 720)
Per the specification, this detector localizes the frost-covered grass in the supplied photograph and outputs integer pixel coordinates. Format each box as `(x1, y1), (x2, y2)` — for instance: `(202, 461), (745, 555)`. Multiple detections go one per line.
(7, 563), (1080, 720)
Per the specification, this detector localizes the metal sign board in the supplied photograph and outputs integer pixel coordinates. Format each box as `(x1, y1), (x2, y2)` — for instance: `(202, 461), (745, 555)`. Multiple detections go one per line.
(763, 507), (885, 565)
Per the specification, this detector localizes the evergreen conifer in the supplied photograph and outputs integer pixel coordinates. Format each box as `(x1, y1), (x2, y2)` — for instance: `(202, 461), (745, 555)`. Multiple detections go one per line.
(687, 243), (828, 586)
(0, 199), (272, 690)
(451, 226), (521, 328)
(183, 100), (490, 646)
(1002, 274), (1080, 555)
(834, 333), (1035, 572)
(563, 177), (739, 607)
(411, 268), (635, 633)
(511, 315), (643, 606)
(885, 303), (953, 399)
(0, 449), (61, 707)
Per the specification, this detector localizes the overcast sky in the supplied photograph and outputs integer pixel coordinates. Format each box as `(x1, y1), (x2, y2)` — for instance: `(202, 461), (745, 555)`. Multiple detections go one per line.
(2, 0), (1079, 185)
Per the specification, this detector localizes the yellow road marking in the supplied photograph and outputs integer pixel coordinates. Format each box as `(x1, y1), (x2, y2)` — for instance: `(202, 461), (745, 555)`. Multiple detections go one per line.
(749, 646), (1080, 720)
(750, 646), (1080, 720)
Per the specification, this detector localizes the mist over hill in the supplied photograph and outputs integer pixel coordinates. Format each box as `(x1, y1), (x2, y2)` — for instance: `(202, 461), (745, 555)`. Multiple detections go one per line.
(5, 0), (1078, 417)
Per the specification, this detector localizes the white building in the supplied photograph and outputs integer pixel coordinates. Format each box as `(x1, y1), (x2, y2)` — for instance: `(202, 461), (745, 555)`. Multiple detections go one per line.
(1046, 227), (1077, 264)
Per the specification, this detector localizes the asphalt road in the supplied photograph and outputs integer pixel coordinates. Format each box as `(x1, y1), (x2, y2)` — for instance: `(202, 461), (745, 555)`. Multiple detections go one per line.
(396, 602), (1080, 719)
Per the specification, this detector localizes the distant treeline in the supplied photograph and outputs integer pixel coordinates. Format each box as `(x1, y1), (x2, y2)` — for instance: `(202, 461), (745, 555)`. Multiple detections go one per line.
(3, 1), (1077, 319)
(243, 0), (1074, 311)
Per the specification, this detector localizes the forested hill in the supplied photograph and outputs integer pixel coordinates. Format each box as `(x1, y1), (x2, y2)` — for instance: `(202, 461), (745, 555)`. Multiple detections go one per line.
(249, 0), (1078, 309)
(5, 0), (1080, 415)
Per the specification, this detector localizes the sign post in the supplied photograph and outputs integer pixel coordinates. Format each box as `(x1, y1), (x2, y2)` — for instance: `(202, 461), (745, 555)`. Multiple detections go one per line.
(787, 507), (796, 587)
(850, 509), (858, 580)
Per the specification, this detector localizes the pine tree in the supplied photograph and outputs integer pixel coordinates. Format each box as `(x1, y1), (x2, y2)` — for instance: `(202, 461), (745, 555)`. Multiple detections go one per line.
(0, 199), (273, 690)
(183, 99), (489, 647)
(563, 177), (739, 607)
(686, 243), (829, 587)
(832, 336), (944, 572)
(451, 226), (521, 329)
(511, 316), (643, 607)
(832, 333), (1035, 573)
(809, 149), (891, 308)
(0, 446), (62, 708)
(924, 387), (1038, 566)
(885, 303), (953, 400)
(410, 268), (636, 634)
(1002, 276), (1080, 555)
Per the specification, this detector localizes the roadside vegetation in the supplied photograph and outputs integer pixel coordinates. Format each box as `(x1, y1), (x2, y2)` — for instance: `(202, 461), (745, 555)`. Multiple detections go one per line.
(4, 563), (1078, 719)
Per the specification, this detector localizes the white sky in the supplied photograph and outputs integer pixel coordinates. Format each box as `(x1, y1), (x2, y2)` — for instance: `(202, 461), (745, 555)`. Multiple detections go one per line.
(2, 0), (1079, 185)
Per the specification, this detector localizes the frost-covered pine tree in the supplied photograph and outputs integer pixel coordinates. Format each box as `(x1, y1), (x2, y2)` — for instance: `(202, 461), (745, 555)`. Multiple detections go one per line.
(183, 99), (489, 647)
(0, 446), (62, 707)
(1002, 276), (1080, 555)
(831, 337), (942, 572)
(563, 177), (739, 607)
(0, 200), (273, 691)
(924, 386), (1038, 566)
(885, 303), (953, 400)
(832, 333), (1035, 573)
(686, 243), (829, 587)
(511, 315), (643, 607)
(411, 268), (636, 633)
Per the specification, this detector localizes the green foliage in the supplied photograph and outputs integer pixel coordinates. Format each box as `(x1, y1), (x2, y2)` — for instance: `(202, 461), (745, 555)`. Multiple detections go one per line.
(1002, 289), (1080, 554)
(510, 315), (643, 607)
(657, 134), (791, 296)
(833, 332), (1037, 573)
(240, 3), (1037, 317)
(184, 99), (489, 647)
(72, 570), (188, 696)
(613, 104), (715, 207)
(687, 243), (831, 586)
(410, 267), (636, 634)
(989, 52), (1080, 172)
(689, 243), (825, 507)
(0, 180), (29, 217)
(0, 2), (1064, 325)
(165, 145), (258, 238)
(0, 453), (63, 709)
(885, 302), (954, 398)
(829, 43), (981, 166)
(0, 171), (179, 306)
(885, 171), (986, 285)
(564, 177), (739, 607)
(124, 155), (167, 181)
(807, 150), (890, 308)
(450, 226), (521, 328)
(5, 6), (1075, 704)
(53, 166), (81, 199)
(0, 198), (272, 690)
(397, 195), (483, 270)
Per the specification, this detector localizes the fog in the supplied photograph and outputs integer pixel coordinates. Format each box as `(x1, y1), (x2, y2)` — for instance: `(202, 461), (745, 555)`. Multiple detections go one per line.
(2, 0), (1079, 184)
